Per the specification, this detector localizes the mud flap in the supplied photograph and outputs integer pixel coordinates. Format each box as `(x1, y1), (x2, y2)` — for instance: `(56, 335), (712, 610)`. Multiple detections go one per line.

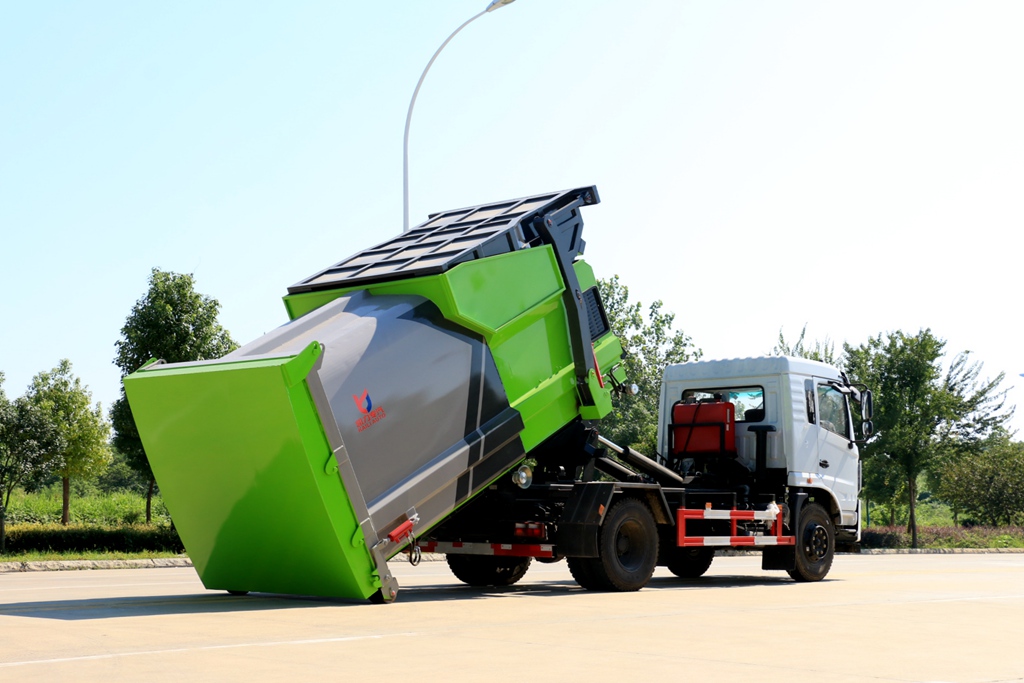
(762, 546), (796, 571)
(764, 489), (809, 571)
(556, 482), (615, 558)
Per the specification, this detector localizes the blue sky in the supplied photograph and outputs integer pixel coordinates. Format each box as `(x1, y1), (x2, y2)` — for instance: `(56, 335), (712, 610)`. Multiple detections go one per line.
(2, 1), (1022, 436)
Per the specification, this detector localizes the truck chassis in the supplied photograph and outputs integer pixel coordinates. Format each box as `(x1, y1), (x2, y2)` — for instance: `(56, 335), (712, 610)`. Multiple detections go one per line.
(419, 420), (840, 591)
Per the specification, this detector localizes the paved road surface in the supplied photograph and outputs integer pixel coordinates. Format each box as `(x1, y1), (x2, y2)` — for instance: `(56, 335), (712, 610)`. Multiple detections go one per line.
(2, 553), (1023, 682)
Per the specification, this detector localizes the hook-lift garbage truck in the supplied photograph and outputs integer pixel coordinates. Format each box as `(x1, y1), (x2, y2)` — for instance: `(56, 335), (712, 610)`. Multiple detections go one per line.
(124, 186), (873, 602)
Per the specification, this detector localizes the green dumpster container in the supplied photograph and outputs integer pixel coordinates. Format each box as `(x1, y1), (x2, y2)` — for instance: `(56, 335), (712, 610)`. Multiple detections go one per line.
(124, 186), (623, 601)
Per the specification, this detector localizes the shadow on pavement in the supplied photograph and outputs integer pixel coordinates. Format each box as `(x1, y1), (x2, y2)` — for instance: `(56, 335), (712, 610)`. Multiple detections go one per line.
(0, 573), (804, 620)
(393, 573), (802, 604)
(0, 593), (358, 621)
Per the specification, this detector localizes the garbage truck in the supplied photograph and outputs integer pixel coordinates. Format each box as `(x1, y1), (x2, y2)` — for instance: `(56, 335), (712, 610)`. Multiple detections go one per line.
(123, 185), (872, 602)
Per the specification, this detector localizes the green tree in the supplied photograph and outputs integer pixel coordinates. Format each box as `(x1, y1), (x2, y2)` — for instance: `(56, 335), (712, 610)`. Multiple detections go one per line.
(26, 360), (112, 526)
(112, 269), (237, 522)
(926, 352), (1014, 522)
(862, 454), (907, 526)
(0, 373), (64, 552)
(597, 276), (701, 455)
(934, 430), (1024, 527)
(937, 352), (1013, 448)
(844, 329), (1012, 547)
(97, 448), (150, 494)
(772, 324), (838, 365)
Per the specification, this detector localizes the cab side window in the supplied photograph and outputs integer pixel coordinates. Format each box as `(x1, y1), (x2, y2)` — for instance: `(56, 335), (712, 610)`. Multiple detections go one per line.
(816, 385), (849, 439)
(680, 386), (765, 422)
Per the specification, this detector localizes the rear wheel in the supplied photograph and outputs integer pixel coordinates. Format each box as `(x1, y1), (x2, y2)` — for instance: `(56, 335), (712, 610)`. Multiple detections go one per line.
(787, 502), (835, 582)
(447, 554), (532, 587)
(567, 555), (604, 590)
(666, 547), (715, 578)
(569, 498), (659, 592)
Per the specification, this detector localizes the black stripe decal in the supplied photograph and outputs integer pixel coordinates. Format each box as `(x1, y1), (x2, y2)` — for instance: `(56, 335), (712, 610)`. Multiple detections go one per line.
(471, 436), (526, 492)
(467, 438), (483, 466)
(455, 473), (470, 503)
(464, 337), (484, 436)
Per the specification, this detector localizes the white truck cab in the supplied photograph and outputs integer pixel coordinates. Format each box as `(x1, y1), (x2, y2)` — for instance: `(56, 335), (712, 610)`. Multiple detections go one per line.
(657, 356), (871, 550)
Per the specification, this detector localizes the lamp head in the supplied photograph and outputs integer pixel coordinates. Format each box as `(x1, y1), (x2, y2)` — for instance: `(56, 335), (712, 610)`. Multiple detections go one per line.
(486, 0), (516, 12)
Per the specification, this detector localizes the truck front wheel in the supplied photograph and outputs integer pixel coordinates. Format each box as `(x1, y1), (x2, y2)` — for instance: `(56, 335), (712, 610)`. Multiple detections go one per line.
(568, 498), (658, 592)
(787, 503), (835, 582)
(447, 554), (532, 587)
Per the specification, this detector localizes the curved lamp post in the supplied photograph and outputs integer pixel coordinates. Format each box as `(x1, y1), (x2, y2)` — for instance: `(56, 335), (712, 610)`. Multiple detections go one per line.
(403, 0), (517, 232)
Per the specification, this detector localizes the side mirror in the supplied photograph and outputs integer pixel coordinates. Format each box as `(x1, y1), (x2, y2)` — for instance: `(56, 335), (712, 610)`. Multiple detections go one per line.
(861, 390), (874, 421)
(861, 420), (874, 439)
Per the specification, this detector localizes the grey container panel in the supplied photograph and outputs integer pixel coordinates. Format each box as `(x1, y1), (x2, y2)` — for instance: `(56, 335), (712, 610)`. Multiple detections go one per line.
(227, 292), (470, 502)
(226, 289), (525, 543)
(320, 310), (471, 506)
(369, 417), (525, 557)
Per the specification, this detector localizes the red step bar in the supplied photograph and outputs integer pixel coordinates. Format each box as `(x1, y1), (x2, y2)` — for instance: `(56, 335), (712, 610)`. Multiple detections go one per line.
(677, 505), (795, 547)
(420, 506), (795, 560)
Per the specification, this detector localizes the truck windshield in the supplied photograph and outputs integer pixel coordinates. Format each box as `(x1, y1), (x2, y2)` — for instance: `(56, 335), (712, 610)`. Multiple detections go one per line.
(680, 387), (765, 422)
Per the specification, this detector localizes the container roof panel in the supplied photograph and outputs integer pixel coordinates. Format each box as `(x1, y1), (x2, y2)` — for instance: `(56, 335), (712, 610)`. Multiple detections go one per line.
(288, 186), (599, 294)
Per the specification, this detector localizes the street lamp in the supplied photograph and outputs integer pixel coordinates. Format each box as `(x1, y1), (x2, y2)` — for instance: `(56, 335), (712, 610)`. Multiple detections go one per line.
(402, 0), (518, 232)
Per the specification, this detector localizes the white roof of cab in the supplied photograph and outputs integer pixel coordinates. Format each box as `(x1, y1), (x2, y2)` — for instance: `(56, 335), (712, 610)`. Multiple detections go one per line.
(662, 356), (842, 383)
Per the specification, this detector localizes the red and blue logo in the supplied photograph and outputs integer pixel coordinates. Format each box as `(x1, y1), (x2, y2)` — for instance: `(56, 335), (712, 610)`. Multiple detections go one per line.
(352, 390), (373, 415)
(353, 389), (386, 432)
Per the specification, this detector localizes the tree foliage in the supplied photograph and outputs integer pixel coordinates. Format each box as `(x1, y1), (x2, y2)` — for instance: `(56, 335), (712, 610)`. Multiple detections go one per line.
(0, 373), (64, 552)
(935, 431), (1024, 526)
(937, 430), (1024, 528)
(26, 360), (111, 525)
(114, 269), (238, 374)
(597, 276), (701, 455)
(772, 324), (838, 365)
(844, 329), (1012, 546)
(96, 448), (151, 495)
(111, 269), (238, 521)
(110, 395), (149, 484)
(861, 456), (907, 526)
(938, 352), (1013, 447)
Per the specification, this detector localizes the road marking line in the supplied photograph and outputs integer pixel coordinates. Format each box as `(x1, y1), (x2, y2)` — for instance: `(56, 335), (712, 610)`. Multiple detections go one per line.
(0, 633), (418, 668)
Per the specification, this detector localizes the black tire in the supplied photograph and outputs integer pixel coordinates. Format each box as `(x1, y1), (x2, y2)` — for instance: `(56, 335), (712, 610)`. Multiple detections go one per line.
(787, 502), (835, 582)
(570, 498), (659, 592)
(666, 547), (715, 578)
(447, 554), (532, 587)
(566, 556), (604, 590)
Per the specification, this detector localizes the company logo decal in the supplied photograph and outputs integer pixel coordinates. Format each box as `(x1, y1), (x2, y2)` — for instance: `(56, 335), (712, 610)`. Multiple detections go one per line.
(353, 389), (386, 432)
(353, 390), (372, 415)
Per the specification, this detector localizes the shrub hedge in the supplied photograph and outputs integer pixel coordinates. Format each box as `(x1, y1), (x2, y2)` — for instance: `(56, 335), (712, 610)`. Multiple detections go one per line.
(861, 525), (1024, 549)
(5, 489), (171, 526)
(3, 524), (184, 554)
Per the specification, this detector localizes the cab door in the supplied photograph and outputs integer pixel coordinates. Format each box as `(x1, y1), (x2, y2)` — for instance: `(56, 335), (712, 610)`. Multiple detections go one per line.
(814, 379), (859, 525)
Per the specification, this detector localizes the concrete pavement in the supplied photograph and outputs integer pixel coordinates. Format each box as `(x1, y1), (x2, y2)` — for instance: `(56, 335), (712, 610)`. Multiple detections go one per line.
(2, 553), (1023, 682)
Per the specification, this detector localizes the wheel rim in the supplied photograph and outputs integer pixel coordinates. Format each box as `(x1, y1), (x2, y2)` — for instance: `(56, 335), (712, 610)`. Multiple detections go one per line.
(804, 523), (829, 561)
(615, 520), (646, 571)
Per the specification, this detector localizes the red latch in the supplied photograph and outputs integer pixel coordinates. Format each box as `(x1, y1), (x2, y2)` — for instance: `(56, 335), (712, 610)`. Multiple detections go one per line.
(388, 519), (415, 544)
(591, 344), (605, 389)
